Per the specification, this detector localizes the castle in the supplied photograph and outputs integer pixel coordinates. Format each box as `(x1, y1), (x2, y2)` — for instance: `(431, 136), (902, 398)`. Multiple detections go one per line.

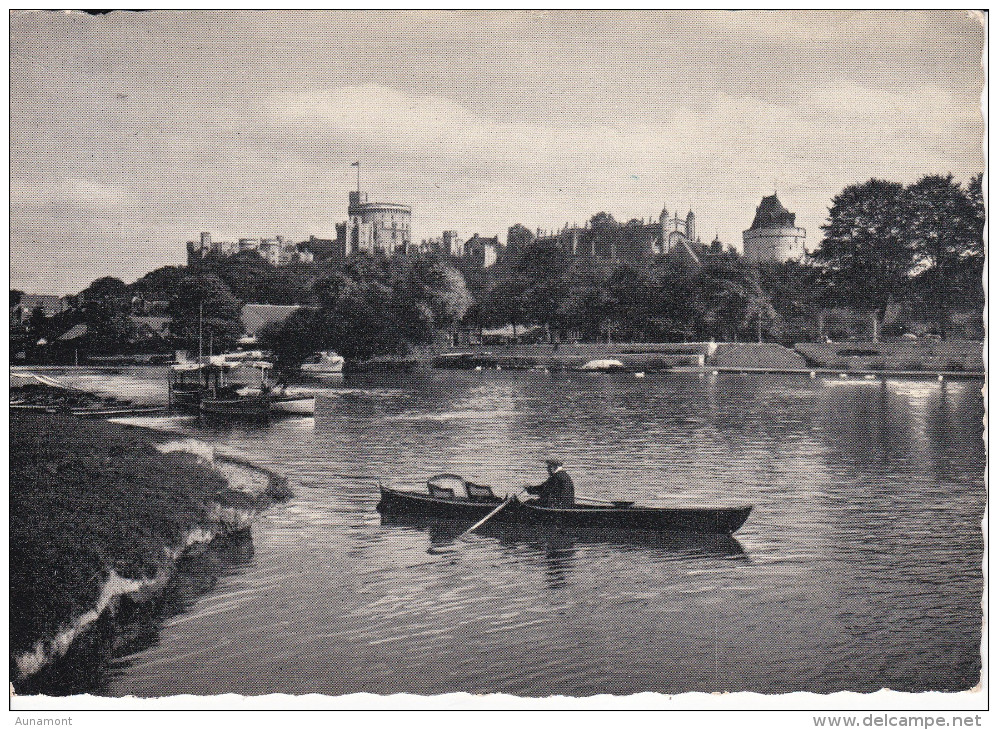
(187, 233), (314, 266)
(511, 206), (724, 266)
(418, 231), (499, 267)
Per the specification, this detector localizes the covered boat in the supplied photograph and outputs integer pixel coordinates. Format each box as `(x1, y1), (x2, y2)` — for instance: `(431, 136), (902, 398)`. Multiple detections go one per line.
(196, 360), (316, 421)
(300, 351), (345, 378)
(376, 476), (752, 535)
(168, 361), (236, 412)
(576, 358), (626, 372)
(268, 392), (316, 414)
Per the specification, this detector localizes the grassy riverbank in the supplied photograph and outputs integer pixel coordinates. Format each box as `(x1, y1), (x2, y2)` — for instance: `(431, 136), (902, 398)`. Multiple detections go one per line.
(10, 412), (280, 690)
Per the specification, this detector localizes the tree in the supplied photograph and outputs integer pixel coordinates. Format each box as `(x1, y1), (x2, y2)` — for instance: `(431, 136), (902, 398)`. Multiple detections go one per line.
(167, 274), (244, 354)
(757, 261), (822, 343)
(646, 258), (705, 342)
(76, 277), (136, 353)
(605, 265), (656, 341)
(812, 179), (914, 341)
(394, 257), (472, 342)
(905, 174), (982, 337)
(556, 260), (614, 341)
(259, 308), (328, 368)
(27, 305), (47, 335)
(10, 289), (23, 308)
(265, 255), (467, 365)
(507, 238), (571, 336)
(589, 212), (620, 232)
(697, 255), (780, 342)
(324, 278), (406, 360)
(78, 277), (129, 320)
(481, 278), (530, 337)
(505, 224), (535, 252)
(957, 173), (986, 316)
(129, 266), (187, 303)
(195, 251), (276, 303)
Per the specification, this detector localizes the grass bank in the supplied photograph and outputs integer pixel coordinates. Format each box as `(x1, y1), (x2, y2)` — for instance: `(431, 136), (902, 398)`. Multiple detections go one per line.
(10, 412), (289, 693)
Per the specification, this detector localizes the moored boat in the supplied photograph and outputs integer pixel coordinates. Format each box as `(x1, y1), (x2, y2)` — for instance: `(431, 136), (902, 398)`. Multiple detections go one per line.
(168, 362), (235, 412)
(200, 393), (271, 422)
(268, 392), (316, 414)
(376, 476), (752, 535)
(300, 351), (345, 379)
(200, 386), (316, 421)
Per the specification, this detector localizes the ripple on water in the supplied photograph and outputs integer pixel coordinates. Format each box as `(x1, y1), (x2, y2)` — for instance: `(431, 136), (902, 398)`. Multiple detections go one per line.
(77, 368), (985, 697)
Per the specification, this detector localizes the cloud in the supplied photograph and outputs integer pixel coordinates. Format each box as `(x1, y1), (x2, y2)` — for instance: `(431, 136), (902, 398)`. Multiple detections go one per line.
(11, 177), (136, 211)
(9, 10), (984, 293)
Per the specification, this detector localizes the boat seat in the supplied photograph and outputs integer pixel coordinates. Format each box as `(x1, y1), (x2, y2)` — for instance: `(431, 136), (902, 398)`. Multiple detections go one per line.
(428, 485), (456, 499)
(466, 483), (497, 501)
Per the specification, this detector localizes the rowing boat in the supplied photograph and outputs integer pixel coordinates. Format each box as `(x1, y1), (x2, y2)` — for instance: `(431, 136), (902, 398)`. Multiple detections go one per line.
(376, 478), (752, 535)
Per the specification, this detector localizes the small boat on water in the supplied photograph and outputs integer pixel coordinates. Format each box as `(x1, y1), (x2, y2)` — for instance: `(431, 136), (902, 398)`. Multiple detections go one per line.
(376, 475), (752, 534)
(168, 361), (236, 412)
(300, 351), (345, 379)
(199, 389), (315, 422)
(200, 381), (316, 421)
(173, 358), (315, 421)
(268, 392), (316, 414)
(200, 393), (272, 422)
(231, 385), (316, 415)
(576, 358), (627, 372)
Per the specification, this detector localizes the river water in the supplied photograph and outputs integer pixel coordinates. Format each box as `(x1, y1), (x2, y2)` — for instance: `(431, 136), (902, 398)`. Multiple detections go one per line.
(46, 368), (985, 696)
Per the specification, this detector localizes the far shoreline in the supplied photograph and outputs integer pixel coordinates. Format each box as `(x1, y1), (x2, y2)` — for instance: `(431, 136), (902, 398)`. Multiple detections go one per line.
(12, 337), (984, 381)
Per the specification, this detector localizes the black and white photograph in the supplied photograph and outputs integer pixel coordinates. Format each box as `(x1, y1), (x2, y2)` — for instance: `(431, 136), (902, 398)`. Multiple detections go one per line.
(9, 9), (986, 717)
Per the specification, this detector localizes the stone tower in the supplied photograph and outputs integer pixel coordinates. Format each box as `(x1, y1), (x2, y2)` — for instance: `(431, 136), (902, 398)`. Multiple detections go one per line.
(659, 206), (670, 253)
(685, 210), (696, 241)
(742, 194), (807, 263)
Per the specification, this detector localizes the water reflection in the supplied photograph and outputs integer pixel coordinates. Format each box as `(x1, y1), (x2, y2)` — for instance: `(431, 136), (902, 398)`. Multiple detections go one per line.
(54, 368), (984, 697)
(381, 514), (747, 565)
(20, 531), (256, 696)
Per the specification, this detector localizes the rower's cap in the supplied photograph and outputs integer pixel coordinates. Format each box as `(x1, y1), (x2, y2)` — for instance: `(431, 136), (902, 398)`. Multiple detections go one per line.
(544, 457), (564, 467)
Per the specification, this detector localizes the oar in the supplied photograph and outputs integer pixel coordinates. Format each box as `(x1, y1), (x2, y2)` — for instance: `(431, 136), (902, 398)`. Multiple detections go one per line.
(576, 496), (634, 507)
(458, 489), (527, 537)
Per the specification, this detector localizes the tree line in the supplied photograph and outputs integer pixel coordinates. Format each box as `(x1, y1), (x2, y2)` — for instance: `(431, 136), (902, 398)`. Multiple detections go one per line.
(11, 172), (983, 365)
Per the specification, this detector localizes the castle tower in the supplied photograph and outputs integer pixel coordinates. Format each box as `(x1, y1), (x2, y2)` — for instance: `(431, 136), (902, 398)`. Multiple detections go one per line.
(340, 190), (411, 256)
(443, 230), (462, 257)
(685, 210), (696, 240)
(742, 193), (807, 263)
(659, 206), (671, 254)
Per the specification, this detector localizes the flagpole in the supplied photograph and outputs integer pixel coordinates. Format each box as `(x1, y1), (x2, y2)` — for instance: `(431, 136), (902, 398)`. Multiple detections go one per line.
(356, 162), (360, 193)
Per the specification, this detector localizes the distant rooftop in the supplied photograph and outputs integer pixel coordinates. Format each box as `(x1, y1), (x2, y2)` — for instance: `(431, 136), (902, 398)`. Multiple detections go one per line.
(749, 194), (796, 230)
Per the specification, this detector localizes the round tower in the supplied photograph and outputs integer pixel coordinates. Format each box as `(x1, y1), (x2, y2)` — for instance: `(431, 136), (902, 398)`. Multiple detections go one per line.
(685, 210), (695, 240)
(742, 194), (807, 263)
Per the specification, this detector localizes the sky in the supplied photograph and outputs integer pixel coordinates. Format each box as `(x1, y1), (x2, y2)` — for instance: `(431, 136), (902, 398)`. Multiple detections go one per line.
(10, 10), (985, 295)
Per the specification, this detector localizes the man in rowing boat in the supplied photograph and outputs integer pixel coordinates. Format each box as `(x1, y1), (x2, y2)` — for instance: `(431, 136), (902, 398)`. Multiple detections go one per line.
(526, 458), (575, 508)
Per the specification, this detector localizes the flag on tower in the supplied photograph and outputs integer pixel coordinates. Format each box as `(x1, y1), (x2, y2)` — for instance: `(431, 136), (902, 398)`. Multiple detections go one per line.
(350, 161), (360, 167)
